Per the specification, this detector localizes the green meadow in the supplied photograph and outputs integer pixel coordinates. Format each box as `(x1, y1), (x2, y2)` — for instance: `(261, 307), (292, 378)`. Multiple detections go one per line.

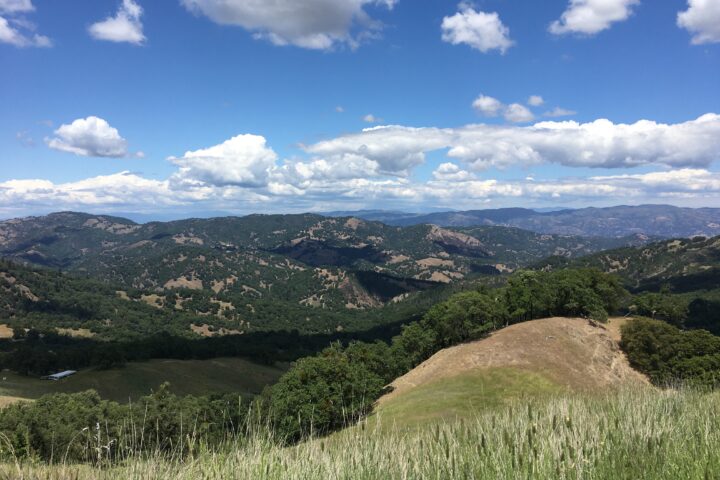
(0, 357), (286, 405)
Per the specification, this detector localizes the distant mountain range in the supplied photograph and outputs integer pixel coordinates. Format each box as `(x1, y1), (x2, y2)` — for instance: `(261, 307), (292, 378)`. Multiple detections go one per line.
(0, 212), (649, 332)
(327, 205), (720, 238)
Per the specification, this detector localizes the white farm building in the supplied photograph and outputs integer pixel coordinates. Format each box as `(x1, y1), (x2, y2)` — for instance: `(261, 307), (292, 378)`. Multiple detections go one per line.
(46, 370), (77, 381)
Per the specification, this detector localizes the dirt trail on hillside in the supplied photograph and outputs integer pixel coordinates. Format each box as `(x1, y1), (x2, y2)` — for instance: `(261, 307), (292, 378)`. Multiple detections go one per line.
(381, 317), (648, 404)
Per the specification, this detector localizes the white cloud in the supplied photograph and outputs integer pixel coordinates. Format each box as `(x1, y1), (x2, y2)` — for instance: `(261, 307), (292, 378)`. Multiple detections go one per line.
(550, 0), (640, 36)
(180, 0), (396, 50)
(303, 114), (720, 172)
(46, 116), (130, 158)
(591, 169), (720, 193)
(441, 4), (513, 54)
(335, 106), (345, 113)
(424, 168), (720, 205)
(363, 114), (382, 123)
(472, 95), (504, 117)
(169, 134), (279, 188)
(504, 103), (535, 123)
(0, 0), (33, 14)
(432, 163), (476, 182)
(5, 115), (720, 215)
(677, 0), (720, 45)
(451, 114), (720, 169)
(473, 95), (538, 122)
(528, 95), (545, 107)
(0, 172), (221, 212)
(89, 0), (145, 45)
(305, 125), (451, 176)
(5, 167), (720, 215)
(543, 107), (577, 117)
(0, 15), (50, 47)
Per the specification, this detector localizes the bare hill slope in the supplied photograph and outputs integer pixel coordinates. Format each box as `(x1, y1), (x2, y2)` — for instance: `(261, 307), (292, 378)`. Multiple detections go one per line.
(379, 318), (648, 420)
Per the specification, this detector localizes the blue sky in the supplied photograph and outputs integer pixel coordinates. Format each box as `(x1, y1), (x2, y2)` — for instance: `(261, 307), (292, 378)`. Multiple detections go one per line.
(1, 0), (719, 219)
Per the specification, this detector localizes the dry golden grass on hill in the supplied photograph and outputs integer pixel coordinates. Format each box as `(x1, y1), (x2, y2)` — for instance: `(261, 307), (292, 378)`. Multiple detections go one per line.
(380, 317), (648, 410)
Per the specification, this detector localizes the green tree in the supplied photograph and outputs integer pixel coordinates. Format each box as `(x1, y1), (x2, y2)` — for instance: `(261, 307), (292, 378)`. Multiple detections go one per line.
(266, 344), (385, 442)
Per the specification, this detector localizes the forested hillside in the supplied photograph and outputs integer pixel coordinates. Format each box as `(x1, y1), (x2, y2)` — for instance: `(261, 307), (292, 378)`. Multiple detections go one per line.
(0, 212), (645, 323)
(539, 235), (720, 293)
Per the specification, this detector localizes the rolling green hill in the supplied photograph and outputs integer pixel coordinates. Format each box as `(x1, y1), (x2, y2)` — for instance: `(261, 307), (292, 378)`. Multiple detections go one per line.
(0, 212), (649, 331)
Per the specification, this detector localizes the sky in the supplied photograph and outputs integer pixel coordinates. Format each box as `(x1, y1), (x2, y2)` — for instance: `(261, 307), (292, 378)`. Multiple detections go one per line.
(1, 0), (719, 220)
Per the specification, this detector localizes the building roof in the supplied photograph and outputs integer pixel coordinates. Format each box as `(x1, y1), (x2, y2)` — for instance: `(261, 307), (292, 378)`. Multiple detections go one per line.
(47, 370), (77, 380)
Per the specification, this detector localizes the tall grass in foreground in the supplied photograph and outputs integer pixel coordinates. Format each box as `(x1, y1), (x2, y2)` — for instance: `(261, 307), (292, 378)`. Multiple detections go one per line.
(2, 388), (719, 480)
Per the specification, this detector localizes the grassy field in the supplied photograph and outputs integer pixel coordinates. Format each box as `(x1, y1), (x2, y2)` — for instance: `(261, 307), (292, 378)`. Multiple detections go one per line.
(0, 358), (287, 404)
(1, 388), (718, 479)
(374, 366), (562, 428)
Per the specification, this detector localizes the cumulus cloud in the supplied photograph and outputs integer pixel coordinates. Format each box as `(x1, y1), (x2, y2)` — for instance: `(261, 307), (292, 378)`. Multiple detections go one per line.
(6, 114), (720, 215)
(503, 103), (535, 123)
(590, 169), (720, 193)
(363, 114), (382, 123)
(550, 0), (639, 36)
(677, 0), (720, 45)
(0, 172), (221, 213)
(7, 167), (720, 215)
(432, 163), (476, 182)
(0, 0), (33, 14)
(472, 95), (504, 117)
(0, 14), (50, 47)
(305, 125), (450, 176)
(169, 134), (279, 188)
(441, 4), (513, 54)
(303, 114), (720, 172)
(424, 168), (720, 205)
(89, 0), (145, 45)
(473, 95), (536, 122)
(446, 115), (720, 169)
(528, 95), (545, 107)
(46, 116), (130, 158)
(180, 0), (396, 50)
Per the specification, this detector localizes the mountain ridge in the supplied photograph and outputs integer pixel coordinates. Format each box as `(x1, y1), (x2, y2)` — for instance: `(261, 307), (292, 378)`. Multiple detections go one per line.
(330, 205), (720, 238)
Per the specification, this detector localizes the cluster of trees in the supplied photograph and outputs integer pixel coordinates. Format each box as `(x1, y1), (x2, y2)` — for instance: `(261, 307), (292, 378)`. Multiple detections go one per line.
(0, 385), (248, 463)
(0, 321), (408, 376)
(633, 290), (720, 335)
(621, 318), (720, 386)
(633, 287), (720, 335)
